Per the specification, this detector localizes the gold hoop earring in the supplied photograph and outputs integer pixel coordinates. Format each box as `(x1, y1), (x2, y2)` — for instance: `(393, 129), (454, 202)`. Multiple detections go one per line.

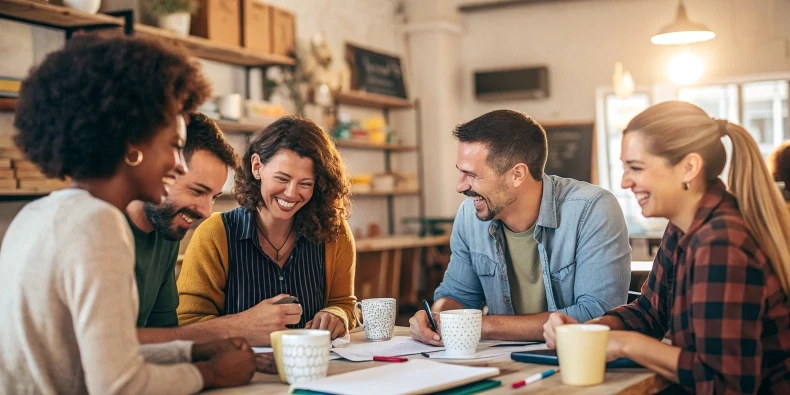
(682, 181), (690, 191)
(125, 149), (143, 167)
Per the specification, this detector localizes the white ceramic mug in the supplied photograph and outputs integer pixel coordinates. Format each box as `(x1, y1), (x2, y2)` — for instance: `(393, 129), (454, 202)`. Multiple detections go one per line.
(556, 324), (609, 386)
(217, 93), (243, 121)
(270, 329), (330, 384)
(353, 298), (396, 341)
(439, 309), (482, 357)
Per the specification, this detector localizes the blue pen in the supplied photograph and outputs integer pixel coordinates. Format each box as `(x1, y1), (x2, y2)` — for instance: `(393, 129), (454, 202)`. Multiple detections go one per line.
(511, 368), (559, 388)
(421, 299), (438, 333)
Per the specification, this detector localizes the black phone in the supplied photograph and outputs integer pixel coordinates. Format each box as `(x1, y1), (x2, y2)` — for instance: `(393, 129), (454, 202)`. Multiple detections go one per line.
(511, 349), (641, 368)
(273, 296), (299, 305)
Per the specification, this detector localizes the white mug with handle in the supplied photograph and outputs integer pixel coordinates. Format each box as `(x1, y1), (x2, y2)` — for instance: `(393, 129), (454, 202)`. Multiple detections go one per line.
(353, 298), (396, 341)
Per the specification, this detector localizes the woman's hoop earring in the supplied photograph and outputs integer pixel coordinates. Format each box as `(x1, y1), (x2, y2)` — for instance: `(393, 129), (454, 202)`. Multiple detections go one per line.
(125, 149), (143, 167)
(682, 181), (690, 191)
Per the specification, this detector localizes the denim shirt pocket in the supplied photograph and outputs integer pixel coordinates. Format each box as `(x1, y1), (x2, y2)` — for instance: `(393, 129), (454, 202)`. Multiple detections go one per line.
(471, 253), (497, 276)
(549, 260), (576, 282)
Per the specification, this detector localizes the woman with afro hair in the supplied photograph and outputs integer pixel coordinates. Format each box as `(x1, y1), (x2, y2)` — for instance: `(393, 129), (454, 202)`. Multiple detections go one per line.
(0, 33), (255, 394)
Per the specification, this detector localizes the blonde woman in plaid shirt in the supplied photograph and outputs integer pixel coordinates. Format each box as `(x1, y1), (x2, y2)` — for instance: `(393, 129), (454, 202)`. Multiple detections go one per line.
(543, 101), (790, 394)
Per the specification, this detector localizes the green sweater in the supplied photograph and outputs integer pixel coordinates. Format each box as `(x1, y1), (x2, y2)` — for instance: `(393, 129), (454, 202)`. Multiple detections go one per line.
(127, 216), (180, 328)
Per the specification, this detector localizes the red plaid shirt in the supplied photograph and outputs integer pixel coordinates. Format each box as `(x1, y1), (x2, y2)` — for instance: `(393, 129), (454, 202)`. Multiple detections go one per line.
(606, 181), (790, 394)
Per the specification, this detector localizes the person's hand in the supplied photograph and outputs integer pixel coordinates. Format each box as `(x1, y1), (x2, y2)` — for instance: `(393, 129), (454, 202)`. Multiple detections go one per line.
(542, 312), (578, 349)
(237, 294), (302, 346)
(192, 337), (251, 362)
(408, 310), (443, 346)
(305, 311), (347, 339)
(196, 350), (255, 388)
(254, 352), (278, 374)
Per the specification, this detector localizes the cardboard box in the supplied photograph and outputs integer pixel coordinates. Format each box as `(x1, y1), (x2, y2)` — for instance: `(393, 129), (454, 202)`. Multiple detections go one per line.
(192, 0), (241, 46)
(0, 158), (11, 169)
(12, 160), (37, 170)
(270, 6), (294, 56)
(0, 179), (17, 189)
(0, 169), (13, 179)
(15, 168), (45, 180)
(241, 0), (271, 52)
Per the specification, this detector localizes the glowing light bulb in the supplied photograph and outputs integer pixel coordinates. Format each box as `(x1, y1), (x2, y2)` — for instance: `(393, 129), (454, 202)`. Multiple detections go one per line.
(667, 52), (703, 86)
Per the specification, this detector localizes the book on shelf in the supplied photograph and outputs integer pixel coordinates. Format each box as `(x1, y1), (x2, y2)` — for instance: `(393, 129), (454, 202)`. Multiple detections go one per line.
(15, 168), (45, 179)
(12, 160), (37, 170)
(0, 76), (21, 98)
(0, 179), (18, 189)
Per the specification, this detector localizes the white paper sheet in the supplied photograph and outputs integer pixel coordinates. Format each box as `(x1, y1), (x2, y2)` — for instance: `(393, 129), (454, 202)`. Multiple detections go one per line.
(330, 336), (445, 362)
(427, 342), (548, 360)
(290, 359), (500, 395)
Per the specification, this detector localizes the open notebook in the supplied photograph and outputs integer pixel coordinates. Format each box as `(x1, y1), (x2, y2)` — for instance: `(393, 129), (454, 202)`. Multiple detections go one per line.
(290, 359), (499, 395)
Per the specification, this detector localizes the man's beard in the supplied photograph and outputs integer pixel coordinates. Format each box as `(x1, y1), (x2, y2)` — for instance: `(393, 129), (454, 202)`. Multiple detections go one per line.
(143, 202), (202, 241)
(463, 182), (513, 222)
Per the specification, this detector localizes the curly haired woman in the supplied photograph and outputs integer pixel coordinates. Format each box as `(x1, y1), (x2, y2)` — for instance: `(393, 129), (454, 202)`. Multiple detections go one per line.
(0, 34), (256, 394)
(177, 116), (356, 345)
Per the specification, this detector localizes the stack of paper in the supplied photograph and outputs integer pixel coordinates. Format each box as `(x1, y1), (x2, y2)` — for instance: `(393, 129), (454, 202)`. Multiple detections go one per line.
(290, 359), (500, 395)
(330, 336), (444, 362)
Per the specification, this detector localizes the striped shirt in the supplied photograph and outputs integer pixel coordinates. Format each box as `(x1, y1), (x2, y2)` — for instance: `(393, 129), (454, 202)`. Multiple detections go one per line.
(221, 207), (325, 328)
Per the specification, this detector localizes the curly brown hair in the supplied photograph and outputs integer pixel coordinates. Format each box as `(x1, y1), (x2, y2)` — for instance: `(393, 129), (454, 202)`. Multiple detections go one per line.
(769, 140), (790, 201)
(234, 116), (351, 243)
(14, 32), (211, 180)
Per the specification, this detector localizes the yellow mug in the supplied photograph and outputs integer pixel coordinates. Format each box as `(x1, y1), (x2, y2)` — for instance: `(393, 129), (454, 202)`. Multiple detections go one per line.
(556, 324), (609, 386)
(271, 329), (331, 384)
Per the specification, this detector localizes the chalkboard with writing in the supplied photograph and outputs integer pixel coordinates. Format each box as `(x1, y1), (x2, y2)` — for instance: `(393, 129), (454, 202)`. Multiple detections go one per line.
(345, 43), (407, 99)
(542, 123), (595, 183)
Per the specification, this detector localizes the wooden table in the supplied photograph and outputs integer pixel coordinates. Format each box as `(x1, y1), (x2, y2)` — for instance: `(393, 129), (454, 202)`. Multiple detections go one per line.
(205, 327), (669, 395)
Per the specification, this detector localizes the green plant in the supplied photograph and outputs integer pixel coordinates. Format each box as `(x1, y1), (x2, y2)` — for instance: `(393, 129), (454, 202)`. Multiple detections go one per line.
(141, 0), (198, 16)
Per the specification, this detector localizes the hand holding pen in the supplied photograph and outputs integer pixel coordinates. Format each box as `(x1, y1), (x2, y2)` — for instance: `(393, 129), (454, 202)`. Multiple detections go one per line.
(408, 300), (444, 347)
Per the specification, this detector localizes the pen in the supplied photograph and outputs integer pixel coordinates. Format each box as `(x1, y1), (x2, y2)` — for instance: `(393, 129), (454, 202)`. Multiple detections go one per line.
(422, 299), (438, 333)
(420, 352), (430, 358)
(373, 356), (408, 362)
(511, 368), (559, 389)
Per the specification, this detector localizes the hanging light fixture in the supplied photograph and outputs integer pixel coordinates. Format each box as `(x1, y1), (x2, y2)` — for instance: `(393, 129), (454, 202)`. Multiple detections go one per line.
(651, 0), (715, 46)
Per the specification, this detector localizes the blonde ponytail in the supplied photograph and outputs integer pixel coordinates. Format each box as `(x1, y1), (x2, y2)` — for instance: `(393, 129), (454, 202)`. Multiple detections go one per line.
(724, 123), (790, 294)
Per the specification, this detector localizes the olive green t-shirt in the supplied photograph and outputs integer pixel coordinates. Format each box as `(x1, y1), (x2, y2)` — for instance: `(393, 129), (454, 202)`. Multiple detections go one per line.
(127, 216), (180, 328)
(503, 225), (547, 315)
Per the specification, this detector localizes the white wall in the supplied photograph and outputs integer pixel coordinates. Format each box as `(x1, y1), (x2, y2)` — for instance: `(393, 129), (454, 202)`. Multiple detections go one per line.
(412, 0), (790, 217)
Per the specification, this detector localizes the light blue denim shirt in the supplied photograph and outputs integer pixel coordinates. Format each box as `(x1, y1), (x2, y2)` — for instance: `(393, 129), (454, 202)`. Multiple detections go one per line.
(434, 174), (631, 322)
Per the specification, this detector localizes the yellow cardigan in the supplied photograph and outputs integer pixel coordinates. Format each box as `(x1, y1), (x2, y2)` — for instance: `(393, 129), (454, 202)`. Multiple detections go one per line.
(176, 212), (357, 330)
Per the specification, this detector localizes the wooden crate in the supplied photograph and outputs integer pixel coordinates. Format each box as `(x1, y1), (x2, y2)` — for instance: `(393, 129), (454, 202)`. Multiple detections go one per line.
(270, 6), (294, 56)
(191, 0), (241, 46)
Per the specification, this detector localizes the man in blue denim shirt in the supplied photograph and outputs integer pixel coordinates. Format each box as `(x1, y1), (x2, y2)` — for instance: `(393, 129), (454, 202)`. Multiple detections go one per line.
(409, 110), (631, 343)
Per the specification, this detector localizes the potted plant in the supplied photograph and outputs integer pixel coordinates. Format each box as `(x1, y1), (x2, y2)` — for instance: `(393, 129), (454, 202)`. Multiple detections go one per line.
(141, 0), (198, 37)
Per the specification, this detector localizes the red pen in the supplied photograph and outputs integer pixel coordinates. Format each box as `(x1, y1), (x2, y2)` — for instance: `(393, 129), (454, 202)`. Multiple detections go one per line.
(373, 356), (408, 362)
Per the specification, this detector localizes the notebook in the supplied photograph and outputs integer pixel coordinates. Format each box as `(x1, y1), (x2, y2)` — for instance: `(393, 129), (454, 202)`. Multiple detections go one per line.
(290, 359), (500, 395)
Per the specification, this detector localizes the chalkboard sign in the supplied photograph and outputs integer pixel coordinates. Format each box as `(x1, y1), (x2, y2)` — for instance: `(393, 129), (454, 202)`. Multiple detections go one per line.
(542, 122), (595, 183)
(345, 43), (407, 99)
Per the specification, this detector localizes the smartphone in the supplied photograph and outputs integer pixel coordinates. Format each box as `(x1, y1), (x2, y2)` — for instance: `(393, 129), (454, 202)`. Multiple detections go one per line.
(273, 296), (299, 305)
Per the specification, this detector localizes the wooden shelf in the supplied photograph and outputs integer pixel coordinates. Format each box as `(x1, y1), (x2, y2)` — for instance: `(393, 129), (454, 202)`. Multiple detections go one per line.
(353, 187), (419, 197)
(355, 234), (450, 253)
(0, 189), (55, 201)
(214, 119), (268, 134)
(0, 97), (16, 112)
(334, 139), (417, 152)
(0, 0), (123, 29)
(334, 91), (413, 110)
(134, 24), (295, 67)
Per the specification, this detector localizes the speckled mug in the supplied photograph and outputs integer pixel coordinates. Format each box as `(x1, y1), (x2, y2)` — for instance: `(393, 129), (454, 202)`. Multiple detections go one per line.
(353, 298), (396, 341)
(439, 309), (482, 357)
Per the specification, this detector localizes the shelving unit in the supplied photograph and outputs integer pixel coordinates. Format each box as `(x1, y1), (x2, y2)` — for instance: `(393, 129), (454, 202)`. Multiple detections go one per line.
(0, 0), (296, 202)
(333, 91), (423, 235)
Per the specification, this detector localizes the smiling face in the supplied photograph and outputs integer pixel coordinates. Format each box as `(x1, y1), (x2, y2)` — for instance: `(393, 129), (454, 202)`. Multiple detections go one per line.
(253, 149), (315, 221)
(144, 149), (229, 240)
(456, 142), (516, 221)
(131, 115), (188, 204)
(620, 132), (691, 220)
